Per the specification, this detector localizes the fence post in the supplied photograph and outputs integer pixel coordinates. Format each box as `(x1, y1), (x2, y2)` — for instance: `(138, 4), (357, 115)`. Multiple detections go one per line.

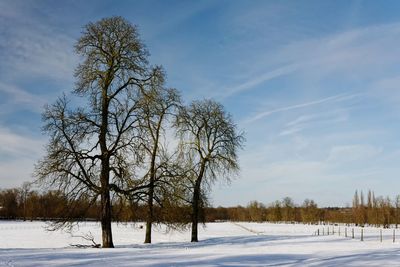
(345, 227), (347, 237)
(323, 228), (324, 235)
(317, 229), (320, 236)
(328, 227), (330, 235)
(333, 227), (335, 235)
(380, 229), (382, 242)
(393, 229), (395, 243)
(361, 228), (363, 241)
(338, 227), (340, 236)
(352, 228), (354, 239)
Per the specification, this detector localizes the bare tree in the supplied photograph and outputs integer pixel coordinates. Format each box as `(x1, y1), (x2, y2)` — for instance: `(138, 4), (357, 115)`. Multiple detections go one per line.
(301, 199), (319, 223)
(176, 99), (244, 242)
(281, 197), (296, 222)
(138, 75), (181, 243)
(395, 195), (400, 228)
(19, 182), (31, 221)
(35, 17), (158, 248)
(247, 201), (266, 222)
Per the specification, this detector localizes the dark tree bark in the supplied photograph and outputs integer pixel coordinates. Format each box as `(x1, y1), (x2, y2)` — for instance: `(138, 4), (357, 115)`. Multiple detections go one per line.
(100, 186), (114, 247)
(144, 176), (154, 243)
(191, 161), (205, 242)
(191, 180), (201, 242)
(99, 74), (114, 247)
(144, 131), (158, 244)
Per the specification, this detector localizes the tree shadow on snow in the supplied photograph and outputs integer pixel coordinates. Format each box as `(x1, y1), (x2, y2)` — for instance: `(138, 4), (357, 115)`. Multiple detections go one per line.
(2, 235), (399, 266)
(117, 234), (311, 250)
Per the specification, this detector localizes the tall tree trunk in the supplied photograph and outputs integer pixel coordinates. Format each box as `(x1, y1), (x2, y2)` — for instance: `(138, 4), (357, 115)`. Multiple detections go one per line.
(191, 160), (206, 242)
(144, 177), (154, 243)
(144, 118), (162, 244)
(100, 139), (114, 248)
(100, 177), (114, 248)
(191, 182), (201, 242)
(99, 84), (114, 248)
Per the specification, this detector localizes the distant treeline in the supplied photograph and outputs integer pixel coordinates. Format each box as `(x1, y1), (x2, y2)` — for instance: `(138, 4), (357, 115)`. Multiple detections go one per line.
(1, 186), (399, 227)
(207, 192), (400, 228)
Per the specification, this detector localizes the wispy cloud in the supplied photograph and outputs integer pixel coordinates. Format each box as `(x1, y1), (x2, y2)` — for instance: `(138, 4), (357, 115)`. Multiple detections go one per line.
(327, 144), (383, 163)
(0, 83), (48, 113)
(0, 124), (45, 186)
(245, 93), (359, 123)
(0, 126), (44, 160)
(279, 126), (303, 137)
(142, 1), (217, 40)
(210, 22), (400, 101)
(0, 2), (77, 82)
(271, 22), (400, 80)
(279, 110), (349, 136)
(220, 63), (299, 98)
(0, 159), (38, 188)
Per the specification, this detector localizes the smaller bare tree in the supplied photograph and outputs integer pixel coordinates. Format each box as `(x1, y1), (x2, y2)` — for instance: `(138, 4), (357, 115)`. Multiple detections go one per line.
(395, 195), (400, 228)
(137, 72), (182, 243)
(176, 99), (244, 242)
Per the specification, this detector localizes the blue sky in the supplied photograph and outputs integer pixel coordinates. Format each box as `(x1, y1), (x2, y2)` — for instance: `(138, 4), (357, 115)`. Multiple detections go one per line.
(2, 0), (400, 207)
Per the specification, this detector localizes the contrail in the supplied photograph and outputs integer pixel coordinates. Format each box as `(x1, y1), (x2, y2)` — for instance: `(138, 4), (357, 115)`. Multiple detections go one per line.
(246, 93), (359, 123)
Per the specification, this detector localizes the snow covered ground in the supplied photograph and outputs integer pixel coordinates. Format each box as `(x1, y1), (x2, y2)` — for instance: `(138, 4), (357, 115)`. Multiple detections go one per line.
(1, 221), (400, 266)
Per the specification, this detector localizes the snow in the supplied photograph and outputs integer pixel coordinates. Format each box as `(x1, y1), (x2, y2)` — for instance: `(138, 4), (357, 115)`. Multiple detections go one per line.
(1, 221), (400, 266)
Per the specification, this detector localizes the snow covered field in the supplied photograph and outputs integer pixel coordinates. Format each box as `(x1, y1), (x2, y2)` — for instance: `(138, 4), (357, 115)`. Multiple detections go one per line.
(1, 221), (400, 266)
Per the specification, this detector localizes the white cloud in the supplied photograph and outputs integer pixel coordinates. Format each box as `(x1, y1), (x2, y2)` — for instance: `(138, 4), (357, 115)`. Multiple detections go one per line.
(0, 83), (48, 114)
(278, 109), (349, 136)
(212, 22), (400, 100)
(0, 3), (77, 82)
(0, 127), (44, 160)
(328, 144), (383, 163)
(220, 63), (299, 98)
(272, 23), (400, 79)
(0, 159), (37, 188)
(245, 93), (358, 123)
(279, 126), (303, 136)
(0, 29), (76, 81)
(0, 125), (45, 187)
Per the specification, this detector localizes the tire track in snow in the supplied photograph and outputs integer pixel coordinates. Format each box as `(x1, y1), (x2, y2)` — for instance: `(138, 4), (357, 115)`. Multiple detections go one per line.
(231, 222), (264, 235)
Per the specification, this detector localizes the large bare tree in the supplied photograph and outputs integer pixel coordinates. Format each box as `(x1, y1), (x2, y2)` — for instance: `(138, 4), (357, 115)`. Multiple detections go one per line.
(176, 99), (244, 242)
(35, 17), (159, 248)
